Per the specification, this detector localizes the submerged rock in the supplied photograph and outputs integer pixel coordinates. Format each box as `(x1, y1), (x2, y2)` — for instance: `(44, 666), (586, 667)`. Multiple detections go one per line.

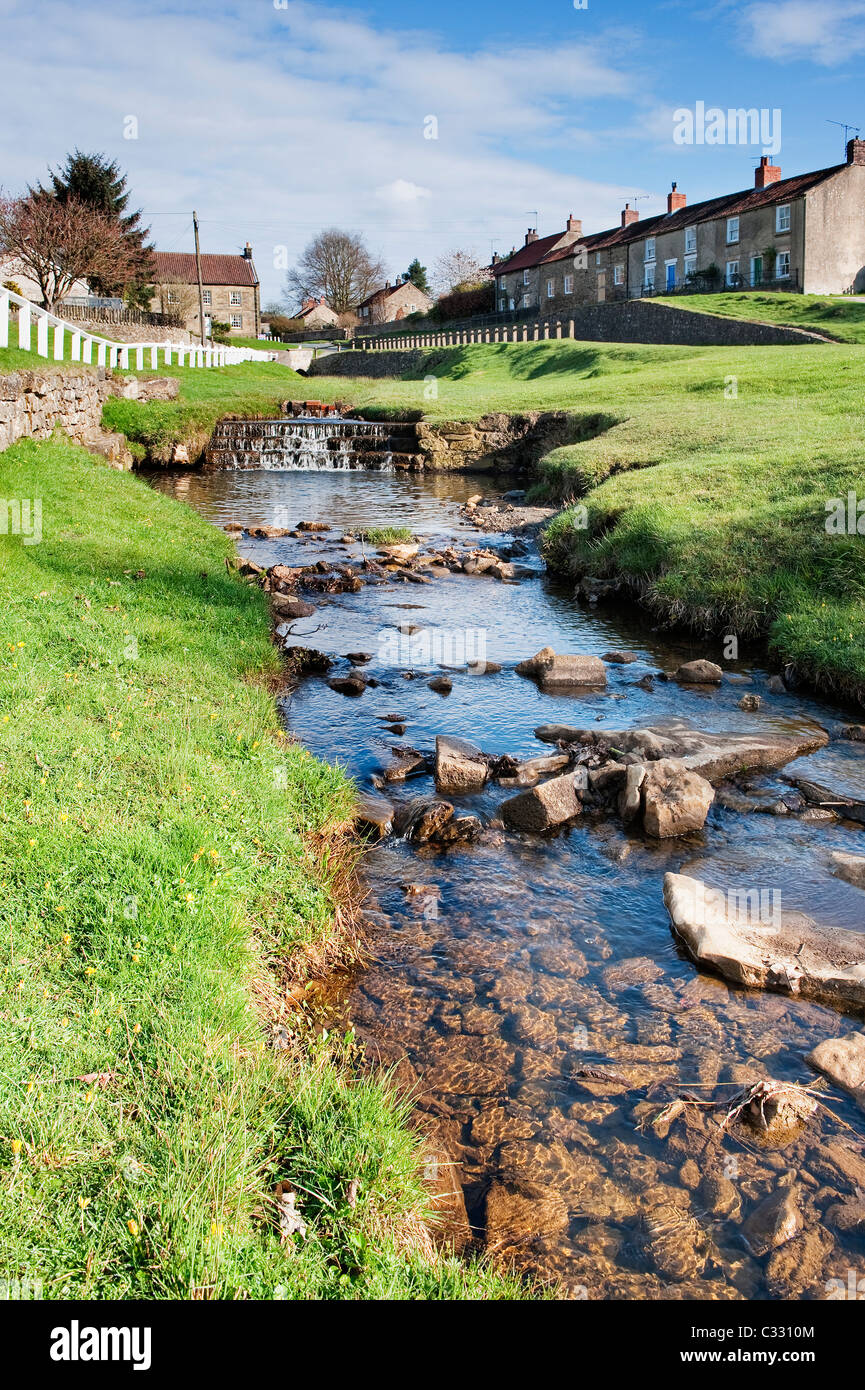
(663, 872), (865, 1009)
(829, 851), (865, 889)
(516, 646), (606, 689)
(271, 592), (316, 620)
(807, 1031), (865, 1110)
(394, 797), (455, 842)
(354, 792), (395, 839)
(741, 1186), (801, 1256)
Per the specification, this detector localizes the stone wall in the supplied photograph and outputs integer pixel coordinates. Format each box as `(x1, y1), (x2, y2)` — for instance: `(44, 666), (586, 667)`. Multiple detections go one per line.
(348, 299), (826, 355)
(0, 366), (166, 467)
(68, 321), (193, 346)
(309, 349), (429, 378)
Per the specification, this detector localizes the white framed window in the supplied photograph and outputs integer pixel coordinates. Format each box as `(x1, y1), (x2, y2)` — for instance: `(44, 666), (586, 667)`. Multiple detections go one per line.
(595, 251), (601, 266)
(499, 297), (506, 311)
(776, 251), (790, 278)
(230, 313), (243, 327)
(166, 290), (177, 303)
(613, 264), (624, 285)
(521, 293), (530, 307)
(684, 254), (697, 278)
(684, 225), (697, 253)
(726, 217), (739, 244)
(644, 262), (655, 289)
(230, 290), (242, 306)
(202, 289), (212, 306)
(644, 237), (655, 261)
(546, 278), (554, 298)
(775, 204), (790, 233)
(725, 260), (739, 286)
(522, 269), (530, 286)
(564, 273), (574, 293)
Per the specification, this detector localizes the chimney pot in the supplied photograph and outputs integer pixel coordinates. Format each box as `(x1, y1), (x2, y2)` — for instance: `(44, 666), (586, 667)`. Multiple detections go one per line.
(524, 228), (539, 244)
(755, 156), (782, 187)
(667, 182), (687, 214)
(621, 203), (640, 228)
(566, 213), (582, 237)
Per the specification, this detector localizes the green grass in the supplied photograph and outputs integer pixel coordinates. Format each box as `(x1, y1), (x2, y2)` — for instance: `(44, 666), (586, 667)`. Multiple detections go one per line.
(360, 526), (413, 544)
(653, 292), (865, 344)
(0, 434), (529, 1300)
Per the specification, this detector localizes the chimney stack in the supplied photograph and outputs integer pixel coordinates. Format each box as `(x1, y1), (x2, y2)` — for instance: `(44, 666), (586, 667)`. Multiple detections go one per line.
(566, 213), (582, 236)
(621, 203), (640, 228)
(755, 156), (782, 188)
(242, 241), (253, 259)
(491, 251), (500, 265)
(667, 181), (687, 214)
(525, 228), (538, 245)
(847, 138), (865, 166)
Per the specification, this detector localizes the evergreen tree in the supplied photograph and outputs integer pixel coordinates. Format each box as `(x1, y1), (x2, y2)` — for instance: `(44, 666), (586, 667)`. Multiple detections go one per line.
(40, 151), (154, 297)
(404, 258), (429, 294)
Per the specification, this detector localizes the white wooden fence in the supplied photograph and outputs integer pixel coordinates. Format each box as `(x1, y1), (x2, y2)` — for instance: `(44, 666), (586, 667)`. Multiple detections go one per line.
(0, 288), (277, 370)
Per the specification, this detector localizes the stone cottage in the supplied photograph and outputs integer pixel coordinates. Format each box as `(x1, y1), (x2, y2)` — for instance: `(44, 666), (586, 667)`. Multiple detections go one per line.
(493, 140), (865, 313)
(355, 279), (433, 325)
(151, 245), (260, 338)
(297, 296), (340, 328)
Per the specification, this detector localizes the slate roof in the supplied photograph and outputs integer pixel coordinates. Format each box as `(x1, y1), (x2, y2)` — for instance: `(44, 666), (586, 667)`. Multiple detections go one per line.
(494, 163), (845, 276)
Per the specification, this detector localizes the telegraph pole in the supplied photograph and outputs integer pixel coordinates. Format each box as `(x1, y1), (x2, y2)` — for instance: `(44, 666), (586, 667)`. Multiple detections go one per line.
(193, 210), (206, 346)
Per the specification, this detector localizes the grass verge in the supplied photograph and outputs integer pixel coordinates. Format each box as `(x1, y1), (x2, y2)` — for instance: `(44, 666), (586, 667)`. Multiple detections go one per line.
(0, 434), (528, 1299)
(652, 291), (865, 344)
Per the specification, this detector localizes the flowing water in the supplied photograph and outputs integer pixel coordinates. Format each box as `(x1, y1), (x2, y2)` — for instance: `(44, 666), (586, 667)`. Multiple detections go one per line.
(153, 463), (865, 1301)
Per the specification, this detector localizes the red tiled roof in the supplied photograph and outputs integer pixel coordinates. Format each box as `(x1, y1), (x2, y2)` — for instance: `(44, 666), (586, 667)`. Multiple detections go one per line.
(153, 252), (258, 286)
(494, 163), (845, 275)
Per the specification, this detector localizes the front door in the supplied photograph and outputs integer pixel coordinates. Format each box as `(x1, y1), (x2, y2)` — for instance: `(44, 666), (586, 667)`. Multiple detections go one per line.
(596, 271), (606, 303)
(751, 256), (763, 286)
(665, 262), (676, 290)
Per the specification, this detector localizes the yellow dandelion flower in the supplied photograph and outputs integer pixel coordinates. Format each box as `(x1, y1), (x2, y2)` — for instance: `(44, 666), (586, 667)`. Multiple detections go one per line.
(127, 1219), (139, 1237)
(11, 1139), (22, 1156)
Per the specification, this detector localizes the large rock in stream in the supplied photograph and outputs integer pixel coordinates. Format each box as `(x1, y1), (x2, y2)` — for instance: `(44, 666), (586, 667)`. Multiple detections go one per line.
(641, 759), (715, 838)
(434, 735), (488, 793)
(534, 719), (828, 783)
(516, 646), (606, 689)
(807, 1032), (865, 1111)
(500, 770), (583, 832)
(663, 872), (865, 1010)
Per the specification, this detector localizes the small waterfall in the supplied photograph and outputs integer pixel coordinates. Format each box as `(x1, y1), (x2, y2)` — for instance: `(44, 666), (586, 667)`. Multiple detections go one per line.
(205, 416), (420, 472)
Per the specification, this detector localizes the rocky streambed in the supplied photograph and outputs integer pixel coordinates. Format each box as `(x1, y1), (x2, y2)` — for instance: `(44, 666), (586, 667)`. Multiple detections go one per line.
(152, 465), (865, 1300)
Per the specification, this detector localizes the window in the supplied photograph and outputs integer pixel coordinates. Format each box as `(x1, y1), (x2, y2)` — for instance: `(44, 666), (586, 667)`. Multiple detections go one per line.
(522, 270), (530, 286)
(595, 251), (601, 266)
(546, 278), (554, 298)
(613, 264), (624, 285)
(166, 290), (177, 303)
(726, 217), (739, 243)
(521, 293), (530, 307)
(230, 313), (243, 328)
(726, 260), (739, 286)
(563, 273), (574, 293)
(202, 289), (212, 306)
(684, 225), (697, 254)
(776, 204), (790, 234)
(499, 297), (506, 311)
(408, 303), (416, 312)
(644, 262), (655, 290)
(684, 254), (697, 279)
(230, 290), (242, 306)
(644, 237), (656, 262)
(776, 251), (790, 278)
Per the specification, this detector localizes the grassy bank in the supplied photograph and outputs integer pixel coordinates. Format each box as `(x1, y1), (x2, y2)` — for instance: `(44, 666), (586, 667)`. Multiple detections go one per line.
(653, 291), (865, 344)
(0, 434), (525, 1299)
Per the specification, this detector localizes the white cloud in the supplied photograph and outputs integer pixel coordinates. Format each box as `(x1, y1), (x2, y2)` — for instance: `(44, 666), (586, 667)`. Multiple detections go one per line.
(0, 0), (656, 305)
(739, 0), (865, 64)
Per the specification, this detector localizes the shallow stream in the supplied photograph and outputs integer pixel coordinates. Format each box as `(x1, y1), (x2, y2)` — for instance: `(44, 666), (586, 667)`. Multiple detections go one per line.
(153, 464), (865, 1300)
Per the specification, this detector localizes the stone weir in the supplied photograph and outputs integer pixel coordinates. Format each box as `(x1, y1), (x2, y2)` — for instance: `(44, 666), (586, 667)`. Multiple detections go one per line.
(204, 416), (423, 471)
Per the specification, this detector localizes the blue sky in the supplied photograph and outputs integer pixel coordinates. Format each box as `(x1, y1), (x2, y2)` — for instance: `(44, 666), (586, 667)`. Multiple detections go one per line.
(2, 0), (863, 306)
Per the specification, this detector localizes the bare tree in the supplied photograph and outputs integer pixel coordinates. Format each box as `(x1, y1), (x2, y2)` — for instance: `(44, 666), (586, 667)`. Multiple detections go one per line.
(286, 228), (385, 314)
(432, 248), (490, 295)
(0, 191), (140, 310)
(154, 280), (199, 325)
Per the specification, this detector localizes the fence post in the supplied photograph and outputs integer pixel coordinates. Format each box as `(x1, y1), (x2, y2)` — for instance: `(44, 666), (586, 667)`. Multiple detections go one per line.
(0, 290), (8, 349)
(568, 319), (575, 338)
(150, 346), (158, 369)
(97, 341), (106, 366)
(18, 298), (31, 349)
(70, 332), (81, 361)
(36, 312), (48, 357)
(53, 324), (64, 361)
(82, 337), (93, 364)
(119, 347), (130, 369)
(164, 345), (172, 366)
